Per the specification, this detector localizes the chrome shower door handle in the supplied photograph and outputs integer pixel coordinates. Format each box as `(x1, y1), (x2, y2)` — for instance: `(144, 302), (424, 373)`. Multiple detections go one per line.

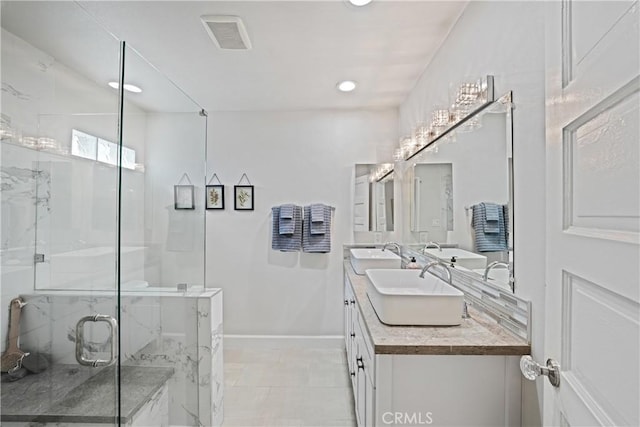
(75, 314), (118, 367)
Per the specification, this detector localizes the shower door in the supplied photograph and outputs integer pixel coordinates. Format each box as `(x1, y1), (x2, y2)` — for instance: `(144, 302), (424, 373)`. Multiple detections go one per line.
(117, 42), (210, 426)
(2, 2), (209, 425)
(1, 1), (123, 424)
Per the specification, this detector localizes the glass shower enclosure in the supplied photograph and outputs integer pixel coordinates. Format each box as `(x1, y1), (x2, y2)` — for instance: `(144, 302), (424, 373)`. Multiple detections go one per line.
(1, 2), (220, 425)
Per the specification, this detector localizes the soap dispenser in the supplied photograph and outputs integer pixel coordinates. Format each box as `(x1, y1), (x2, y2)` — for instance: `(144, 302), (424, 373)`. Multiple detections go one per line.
(449, 256), (457, 268)
(406, 257), (420, 269)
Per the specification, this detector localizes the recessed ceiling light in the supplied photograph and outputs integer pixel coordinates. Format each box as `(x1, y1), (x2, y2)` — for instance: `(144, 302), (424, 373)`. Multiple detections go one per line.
(337, 80), (357, 92)
(108, 82), (143, 93)
(348, 0), (372, 6)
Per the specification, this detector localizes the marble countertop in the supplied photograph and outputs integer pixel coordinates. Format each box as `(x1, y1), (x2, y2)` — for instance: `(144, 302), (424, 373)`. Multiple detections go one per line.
(1, 364), (173, 423)
(345, 261), (530, 356)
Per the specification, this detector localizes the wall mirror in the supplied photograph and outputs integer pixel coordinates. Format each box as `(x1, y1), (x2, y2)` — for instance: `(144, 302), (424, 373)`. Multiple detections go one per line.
(353, 164), (395, 232)
(403, 93), (514, 290)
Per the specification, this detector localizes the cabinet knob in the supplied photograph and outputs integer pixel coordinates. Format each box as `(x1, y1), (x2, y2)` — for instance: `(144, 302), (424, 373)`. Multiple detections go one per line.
(350, 333), (356, 338)
(350, 299), (355, 305)
(357, 358), (364, 370)
(344, 300), (349, 306)
(350, 371), (356, 377)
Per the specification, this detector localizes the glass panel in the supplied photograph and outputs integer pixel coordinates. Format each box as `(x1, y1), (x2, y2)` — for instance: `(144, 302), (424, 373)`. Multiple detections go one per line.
(119, 43), (210, 425)
(1, 1), (121, 425)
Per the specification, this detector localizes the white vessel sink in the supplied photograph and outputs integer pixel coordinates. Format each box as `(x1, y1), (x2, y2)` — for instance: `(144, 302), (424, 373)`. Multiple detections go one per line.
(423, 248), (488, 270)
(365, 269), (464, 326)
(350, 248), (401, 275)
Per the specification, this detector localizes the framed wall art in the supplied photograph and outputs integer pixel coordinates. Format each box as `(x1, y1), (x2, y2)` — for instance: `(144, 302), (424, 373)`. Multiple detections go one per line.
(234, 185), (254, 211)
(174, 185), (195, 210)
(206, 185), (224, 210)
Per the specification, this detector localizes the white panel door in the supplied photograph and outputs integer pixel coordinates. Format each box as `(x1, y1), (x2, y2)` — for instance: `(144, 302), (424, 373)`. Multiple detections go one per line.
(544, 1), (639, 426)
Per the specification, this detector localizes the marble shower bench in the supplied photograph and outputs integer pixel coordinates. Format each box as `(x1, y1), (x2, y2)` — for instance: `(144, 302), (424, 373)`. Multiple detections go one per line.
(13, 287), (224, 427)
(1, 365), (173, 426)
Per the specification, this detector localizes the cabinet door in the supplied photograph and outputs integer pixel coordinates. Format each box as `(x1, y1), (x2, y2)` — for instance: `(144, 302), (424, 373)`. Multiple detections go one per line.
(365, 372), (374, 427)
(355, 347), (366, 427)
(344, 279), (358, 391)
(355, 318), (375, 427)
(355, 341), (377, 427)
(343, 279), (351, 352)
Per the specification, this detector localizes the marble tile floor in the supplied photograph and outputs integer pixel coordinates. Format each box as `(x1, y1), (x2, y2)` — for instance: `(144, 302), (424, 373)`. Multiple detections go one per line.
(223, 347), (356, 427)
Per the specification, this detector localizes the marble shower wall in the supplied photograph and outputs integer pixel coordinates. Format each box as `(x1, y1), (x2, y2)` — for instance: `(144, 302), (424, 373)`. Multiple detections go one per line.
(1, 26), (144, 349)
(19, 288), (223, 427)
(1, 143), (44, 352)
(126, 288), (224, 426)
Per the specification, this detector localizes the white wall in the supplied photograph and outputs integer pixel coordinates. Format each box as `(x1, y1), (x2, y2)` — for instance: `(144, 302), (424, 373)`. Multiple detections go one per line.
(206, 110), (397, 336)
(398, 2), (546, 425)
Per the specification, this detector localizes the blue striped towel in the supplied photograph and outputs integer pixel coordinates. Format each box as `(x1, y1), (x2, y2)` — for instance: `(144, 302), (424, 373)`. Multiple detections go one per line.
(302, 205), (333, 253)
(472, 203), (507, 252)
(280, 204), (294, 218)
(272, 205), (303, 251)
(503, 204), (510, 246)
(279, 204), (296, 235)
(311, 204), (325, 222)
(482, 202), (501, 234)
(310, 203), (329, 235)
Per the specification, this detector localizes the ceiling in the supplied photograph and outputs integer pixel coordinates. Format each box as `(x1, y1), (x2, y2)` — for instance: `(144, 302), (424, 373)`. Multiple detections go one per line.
(1, 1), (467, 112)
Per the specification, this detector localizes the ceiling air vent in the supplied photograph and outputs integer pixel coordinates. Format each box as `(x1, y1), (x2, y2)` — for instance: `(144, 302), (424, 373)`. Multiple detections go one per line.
(201, 15), (252, 50)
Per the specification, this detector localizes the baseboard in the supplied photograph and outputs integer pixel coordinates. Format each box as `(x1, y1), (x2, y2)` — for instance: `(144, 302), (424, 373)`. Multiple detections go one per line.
(224, 334), (344, 349)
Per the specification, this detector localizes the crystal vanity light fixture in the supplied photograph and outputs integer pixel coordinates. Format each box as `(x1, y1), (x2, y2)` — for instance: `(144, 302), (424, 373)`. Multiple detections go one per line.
(401, 135), (419, 158)
(370, 163), (394, 182)
(391, 76), (494, 162)
(16, 135), (59, 151)
(413, 123), (429, 148)
(455, 81), (481, 106)
(393, 147), (405, 162)
(450, 78), (486, 133)
(430, 108), (451, 136)
(401, 75), (495, 162)
(36, 137), (58, 150)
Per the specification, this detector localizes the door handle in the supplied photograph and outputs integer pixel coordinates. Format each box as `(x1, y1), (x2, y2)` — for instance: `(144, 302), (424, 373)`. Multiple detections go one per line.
(75, 315), (118, 367)
(520, 355), (560, 387)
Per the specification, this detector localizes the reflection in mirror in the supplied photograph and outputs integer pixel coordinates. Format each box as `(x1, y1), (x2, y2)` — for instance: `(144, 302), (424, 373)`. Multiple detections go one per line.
(403, 95), (513, 290)
(354, 164), (395, 232)
(409, 163), (453, 239)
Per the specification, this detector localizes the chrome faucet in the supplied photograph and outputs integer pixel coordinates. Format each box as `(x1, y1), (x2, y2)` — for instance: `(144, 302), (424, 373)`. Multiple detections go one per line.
(419, 260), (452, 285)
(462, 301), (470, 319)
(422, 241), (442, 252)
(483, 261), (510, 281)
(382, 242), (401, 254)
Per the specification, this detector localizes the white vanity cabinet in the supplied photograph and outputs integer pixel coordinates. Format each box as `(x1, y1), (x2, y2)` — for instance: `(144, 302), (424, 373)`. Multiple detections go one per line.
(343, 265), (529, 427)
(344, 276), (375, 427)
